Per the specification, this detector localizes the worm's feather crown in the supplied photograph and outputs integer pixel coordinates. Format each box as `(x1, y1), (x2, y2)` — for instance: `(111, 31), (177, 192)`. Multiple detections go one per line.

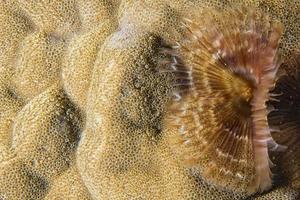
(163, 7), (284, 194)
(269, 52), (300, 189)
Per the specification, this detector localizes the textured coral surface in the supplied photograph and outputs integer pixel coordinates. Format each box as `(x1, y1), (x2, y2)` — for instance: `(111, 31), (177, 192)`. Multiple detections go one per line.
(0, 0), (299, 199)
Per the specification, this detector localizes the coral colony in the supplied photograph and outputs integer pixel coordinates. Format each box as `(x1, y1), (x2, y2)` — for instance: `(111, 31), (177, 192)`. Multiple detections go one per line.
(0, 0), (299, 199)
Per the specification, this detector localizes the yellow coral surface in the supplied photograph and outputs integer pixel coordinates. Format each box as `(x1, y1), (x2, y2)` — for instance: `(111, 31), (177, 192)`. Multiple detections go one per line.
(0, 0), (299, 199)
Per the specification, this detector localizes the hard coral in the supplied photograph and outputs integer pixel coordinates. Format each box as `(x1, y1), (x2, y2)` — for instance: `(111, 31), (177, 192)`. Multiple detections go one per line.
(0, 0), (299, 199)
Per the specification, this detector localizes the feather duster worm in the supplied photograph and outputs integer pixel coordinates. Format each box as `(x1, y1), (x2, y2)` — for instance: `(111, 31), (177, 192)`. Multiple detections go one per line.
(268, 52), (300, 189)
(161, 7), (284, 194)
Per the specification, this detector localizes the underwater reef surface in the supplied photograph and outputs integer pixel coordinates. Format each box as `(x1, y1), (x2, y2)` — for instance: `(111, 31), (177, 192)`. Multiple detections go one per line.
(0, 0), (299, 199)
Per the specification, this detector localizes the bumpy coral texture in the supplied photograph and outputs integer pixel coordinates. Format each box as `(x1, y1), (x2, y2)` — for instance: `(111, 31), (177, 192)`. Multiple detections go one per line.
(0, 0), (299, 199)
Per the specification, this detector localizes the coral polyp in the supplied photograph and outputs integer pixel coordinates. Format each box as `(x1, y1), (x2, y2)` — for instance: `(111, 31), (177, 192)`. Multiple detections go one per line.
(269, 52), (300, 189)
(163, 7), (284, 194)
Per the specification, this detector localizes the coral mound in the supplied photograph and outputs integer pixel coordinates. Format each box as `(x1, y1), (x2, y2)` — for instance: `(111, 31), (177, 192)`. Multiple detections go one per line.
(0, 0), (299, 199)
